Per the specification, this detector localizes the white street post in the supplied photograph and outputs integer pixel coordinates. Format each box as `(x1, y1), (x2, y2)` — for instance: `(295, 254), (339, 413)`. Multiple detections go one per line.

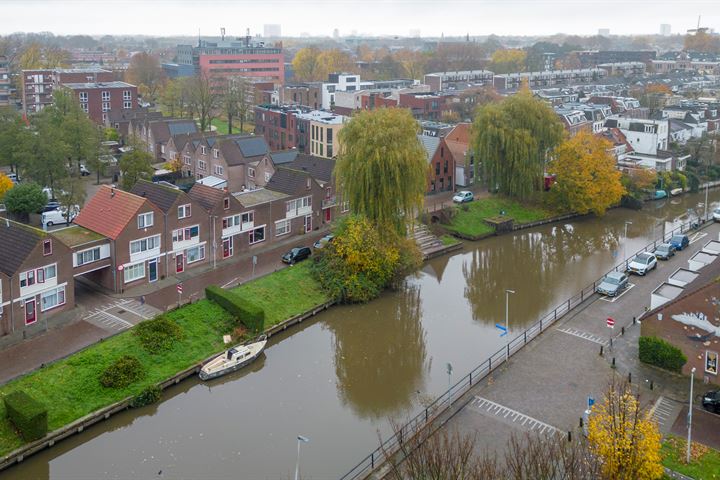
(505, 289), (515, 362)
(295, 435), (309, 480)
(687, 367), (696, 464)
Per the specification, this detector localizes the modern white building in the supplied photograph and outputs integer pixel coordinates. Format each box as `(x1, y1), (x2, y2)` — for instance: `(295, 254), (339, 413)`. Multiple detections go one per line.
(609, 117), (669, 155)
(321, 73), (374, 109)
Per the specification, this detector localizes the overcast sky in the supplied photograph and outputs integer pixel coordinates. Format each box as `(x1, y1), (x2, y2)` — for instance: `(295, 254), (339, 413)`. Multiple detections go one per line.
(2, 0), (719, 38)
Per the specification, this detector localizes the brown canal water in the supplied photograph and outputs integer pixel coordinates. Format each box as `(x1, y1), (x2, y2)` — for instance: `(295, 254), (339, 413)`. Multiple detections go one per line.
(7, 191), (720, 480)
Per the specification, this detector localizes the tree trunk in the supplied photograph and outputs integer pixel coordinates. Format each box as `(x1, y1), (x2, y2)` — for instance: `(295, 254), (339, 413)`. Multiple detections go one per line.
(228, 112), (233, 135)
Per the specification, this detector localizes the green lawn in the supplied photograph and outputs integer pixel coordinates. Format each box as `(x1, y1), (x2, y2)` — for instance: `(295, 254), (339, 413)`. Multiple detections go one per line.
(232, 262), (331, 327)
(0, 301), (234, 456)
(210, 118), (254, 135)
(444, 197), (555, 238)
(662, 435), (720, 479)
(440, 234), (461, 246)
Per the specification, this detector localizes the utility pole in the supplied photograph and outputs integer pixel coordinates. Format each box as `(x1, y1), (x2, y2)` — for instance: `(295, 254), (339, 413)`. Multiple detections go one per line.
(687, 367), (696, 464)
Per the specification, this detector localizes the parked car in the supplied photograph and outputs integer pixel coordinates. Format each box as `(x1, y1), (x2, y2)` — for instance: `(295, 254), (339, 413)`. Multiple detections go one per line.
(596, 271), (629, 297)
(653, 243), (675, 261)
(41, 205), (79, 227)
(40, 201), (61, 213)
(670, 234), (690, 251)
(313, 234), (335, 249)
(713, 208), (720, 222)
(281, 246), (312, 265)
(452, 191), (474, 203)
(79, 164), (90, 176)
(5, 172), (18, 183)
(627, 252), (657, 276)
(702, 390), (720, 413)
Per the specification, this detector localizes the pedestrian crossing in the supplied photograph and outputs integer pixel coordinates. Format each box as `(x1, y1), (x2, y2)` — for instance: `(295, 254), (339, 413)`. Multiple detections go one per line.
(650, 396), (677, 431)
(470, 396), (561, 436)
(557, 327), (609, 346)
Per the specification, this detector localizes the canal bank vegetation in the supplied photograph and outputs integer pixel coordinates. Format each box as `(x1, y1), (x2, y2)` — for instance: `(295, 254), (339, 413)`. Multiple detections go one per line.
(0, 301), (235, 456)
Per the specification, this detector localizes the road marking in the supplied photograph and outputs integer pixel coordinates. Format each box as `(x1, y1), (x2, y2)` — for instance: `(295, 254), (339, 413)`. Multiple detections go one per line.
(97, 310), (133, 328)
(556, 327), (609, 346)
(689, 232), (708, 245)
(649, 396), (677, 429)
(470, 397), (561, 436)
(114, 302), (151, 320)
(599, 282), (636, 303)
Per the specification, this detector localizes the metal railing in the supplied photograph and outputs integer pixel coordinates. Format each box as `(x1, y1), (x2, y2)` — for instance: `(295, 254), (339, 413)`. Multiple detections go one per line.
(339, 214), (713, 480)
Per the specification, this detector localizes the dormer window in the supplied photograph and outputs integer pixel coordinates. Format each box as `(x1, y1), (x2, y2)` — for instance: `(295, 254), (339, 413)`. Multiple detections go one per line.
(43, 239), (52, 256)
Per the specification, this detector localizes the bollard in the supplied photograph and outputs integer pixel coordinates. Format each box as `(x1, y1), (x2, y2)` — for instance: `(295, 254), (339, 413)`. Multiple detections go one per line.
(610, 338), (613, 349)
(650, 380), (654, 390)
(612, 357), (616, 368)
(568, 431), (572, 442)
(628, 372), (632, 383)
(600, 345), (604, 356)
(633, 316), (636, 325)
(621, 326), (625, 336)
(579, 417), (583, 428)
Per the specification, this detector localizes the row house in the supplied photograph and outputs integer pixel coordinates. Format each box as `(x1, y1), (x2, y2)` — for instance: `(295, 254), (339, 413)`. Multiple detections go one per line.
(106, 108), (161, 142)
(419, 135), (455, 194)
(264, 167), (332, 235)
(444, 123), (474, 187)
(493, 69), (607, 91)
(554, 107), (593, 137)
(597, 62), (646, 76)
(165, 131), (215, 169)
(283, 155), (339, 224)
(0, 220), (74, 342)
(423, 70), (494, 91)
(62, 81), (138, 124)
(133, 117), (199, 162)
(587, 96), (648, 119)
(294, 110), (346, 159)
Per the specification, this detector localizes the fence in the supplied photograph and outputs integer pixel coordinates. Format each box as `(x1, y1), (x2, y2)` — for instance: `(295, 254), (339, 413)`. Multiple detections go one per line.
(339, 214), (714, 480)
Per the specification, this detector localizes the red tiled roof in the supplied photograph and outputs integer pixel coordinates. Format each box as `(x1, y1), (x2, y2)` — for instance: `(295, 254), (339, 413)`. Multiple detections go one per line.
(446, 123), (471, 144)
(73, 185), (147, 240)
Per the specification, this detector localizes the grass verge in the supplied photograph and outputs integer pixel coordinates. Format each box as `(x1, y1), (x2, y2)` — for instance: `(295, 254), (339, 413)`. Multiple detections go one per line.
(661, 435), (720, 479)
(210, 118), (254, 135)
(231, 262), (331, 327)
(439, 234), (461, 246)
(444, 197), (555, 238)
(0, 301), (234, 456)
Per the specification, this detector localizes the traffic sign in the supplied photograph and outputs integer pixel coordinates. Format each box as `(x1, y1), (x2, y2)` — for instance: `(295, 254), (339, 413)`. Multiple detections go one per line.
(177, 283), (183, 294)
(606, 317), (615, 328)
(495, 323), (508, 337)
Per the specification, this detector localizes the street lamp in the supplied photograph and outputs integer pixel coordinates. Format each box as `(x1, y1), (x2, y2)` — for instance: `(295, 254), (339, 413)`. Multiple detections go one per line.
(505, 289), (515, 362)
(623, 221), (633, 264)
(704, 181), (709, 221)
(687, 367), (696, 464)
(295, 435), (309, 480)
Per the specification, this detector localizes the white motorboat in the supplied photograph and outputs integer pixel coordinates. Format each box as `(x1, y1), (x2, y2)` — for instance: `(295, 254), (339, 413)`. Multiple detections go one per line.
(199, 335), (267, 381)
(670, 188), (683, 196)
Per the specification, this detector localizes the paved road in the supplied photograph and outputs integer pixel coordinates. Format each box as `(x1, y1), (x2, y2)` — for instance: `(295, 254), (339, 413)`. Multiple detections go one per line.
(445, 222), (720, 454)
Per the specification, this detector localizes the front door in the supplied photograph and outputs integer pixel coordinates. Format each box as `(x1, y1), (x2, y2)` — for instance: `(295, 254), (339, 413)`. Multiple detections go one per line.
(25, 299), (36, 325)
(223, 237), (233, 258)
(305, 215), (312, 233)
(148, 259), (158, 282)
(325, 208), (331, 222)
(176, 253), (184, 273)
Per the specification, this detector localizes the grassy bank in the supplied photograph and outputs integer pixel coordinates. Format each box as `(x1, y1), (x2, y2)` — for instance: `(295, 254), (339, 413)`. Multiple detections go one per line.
(232, 262), (331, 327)
(661, 435), (720, 479)
(444, 197), (555, 238)
(0, 301), (234, 456)
(210, 118), (254, 135)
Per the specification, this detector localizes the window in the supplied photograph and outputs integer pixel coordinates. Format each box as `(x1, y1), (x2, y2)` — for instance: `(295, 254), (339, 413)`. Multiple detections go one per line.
(435, 163), (440, 175)
(138, 212), (154, 229)
(41, 286), (66, 312)
(248, 167), (255, 178)
(81, 103), (88, 113)
(214, 165), (224, 176)
(223, 197), (230, 210)
(123, 101), (132, 109)
(327, 128), (333, 144)
(275, 219), (291, 236)
(130, 235), (161, 254)
(183, 155), (191, 165)
(101, 91), (110, 101)
(200, 146), (207, 155)
(123, 90), (131, 101)
(43, 264), (56, 281)
(43, 239), (52, 256)
(249, 226), (265, 244)
(178, 204), (191, 219)
(198, 160), (207, 171)
(186, 245), (206, 263)
(213, 148), (219, 158)
(264, 171), (271, 182)
(327, 145), (333, 158)
(172, 225), (200, 242)
(76, 247), (101, 266)
(341, 201), (350, 213)
(20, 270), (35, 288)
(286, 196), (312, 217)
(123, 262), (145, 283)
(79, 92), (88, 102)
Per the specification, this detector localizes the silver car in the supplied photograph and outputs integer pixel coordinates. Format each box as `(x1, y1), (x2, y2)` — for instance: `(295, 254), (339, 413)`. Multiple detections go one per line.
(627, 252), (657, 276)
(596, 271), (629, 297)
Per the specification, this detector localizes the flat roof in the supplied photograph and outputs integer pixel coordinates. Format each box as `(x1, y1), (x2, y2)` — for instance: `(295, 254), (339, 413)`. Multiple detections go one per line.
(652, 283), (685, 300)
(668, 268), (700, 285)
(63, 81), (135, 89)
(52, 225), (107, 248)
(233, 188), (287, 207)
(689, 251), (718, 267)
(702, 240), (720, 253)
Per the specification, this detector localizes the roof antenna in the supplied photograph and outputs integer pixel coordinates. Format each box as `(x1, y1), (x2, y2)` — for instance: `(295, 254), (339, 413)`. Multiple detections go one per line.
(221, 27), (226, 41)
(111, 187), (115, 198)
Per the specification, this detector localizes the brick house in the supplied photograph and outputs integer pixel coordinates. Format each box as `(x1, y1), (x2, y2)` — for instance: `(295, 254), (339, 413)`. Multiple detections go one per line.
(284, 154), (340, 224)
(74, 186), (166, 292)
(0, 220), (74, 341)
(62, 81), (138, 125)
(144, 119), (199, 162)
(254, 104), (304, 151)
(265, 167), (328, 236)
(445, 123), (474, 187)
(419, 135), (454, 194)
(131, 180), (211, 276)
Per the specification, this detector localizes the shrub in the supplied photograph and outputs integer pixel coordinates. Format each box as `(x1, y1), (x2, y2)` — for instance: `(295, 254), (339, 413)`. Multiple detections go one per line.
(205, 285), (265, 333)
(134, 316), (183, 354)
(639, 336), (687, 373)
(130, 385), (162, 408)
(3, 391), (48, 441)
(100, 355), (145, 388)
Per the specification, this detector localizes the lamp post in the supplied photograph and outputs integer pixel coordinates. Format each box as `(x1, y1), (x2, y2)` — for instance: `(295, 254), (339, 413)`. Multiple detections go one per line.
(686, 367), (696, 464)
(623, 221), (633, 264)
(704, 181), (709, 221)
(295, 435), (309, 480)
(505, 289), (515, 362)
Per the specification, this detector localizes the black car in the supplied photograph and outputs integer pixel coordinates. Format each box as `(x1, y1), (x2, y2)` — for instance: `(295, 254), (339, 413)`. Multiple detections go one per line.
(702, 390), (720, 413)
(282, 247), (311, 265)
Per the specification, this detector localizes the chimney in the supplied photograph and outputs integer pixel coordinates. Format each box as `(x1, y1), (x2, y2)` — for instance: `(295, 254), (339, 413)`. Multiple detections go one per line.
(111, 187), (115, 198)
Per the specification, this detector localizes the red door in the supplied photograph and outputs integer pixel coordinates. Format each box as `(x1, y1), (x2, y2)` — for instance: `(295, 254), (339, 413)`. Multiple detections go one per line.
(325, 209), (331, 222)
(25, 299), (36, 325)
(176, 253), (184, 273)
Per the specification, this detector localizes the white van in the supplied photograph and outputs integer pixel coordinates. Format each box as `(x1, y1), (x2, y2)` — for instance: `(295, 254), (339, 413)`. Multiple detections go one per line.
(42, 206), (79, 227)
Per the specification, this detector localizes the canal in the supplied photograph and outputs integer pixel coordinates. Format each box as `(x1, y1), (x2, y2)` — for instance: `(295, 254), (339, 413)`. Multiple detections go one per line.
(7, 190), (720, 479)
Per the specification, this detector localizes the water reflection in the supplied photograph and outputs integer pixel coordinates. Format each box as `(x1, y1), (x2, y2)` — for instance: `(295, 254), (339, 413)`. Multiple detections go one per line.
(329, 282), (428, 419)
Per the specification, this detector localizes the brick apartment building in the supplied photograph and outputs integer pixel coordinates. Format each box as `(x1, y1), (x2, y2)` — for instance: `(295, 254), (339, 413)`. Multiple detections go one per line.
(0, 56), (9, 107)
(62, 81), (138, 124)
(254, 104), (305, 151)
(22, 67), (115, 114)
(282, 83), (322, 109)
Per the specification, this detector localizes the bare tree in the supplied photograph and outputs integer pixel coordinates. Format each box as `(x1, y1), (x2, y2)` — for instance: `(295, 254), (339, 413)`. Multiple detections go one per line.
(187, 73), (218, 132)
(217, 76), (250, 134)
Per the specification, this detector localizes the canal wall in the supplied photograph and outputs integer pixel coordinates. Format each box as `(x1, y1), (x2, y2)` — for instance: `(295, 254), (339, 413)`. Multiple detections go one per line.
(340, 216), (714, 480)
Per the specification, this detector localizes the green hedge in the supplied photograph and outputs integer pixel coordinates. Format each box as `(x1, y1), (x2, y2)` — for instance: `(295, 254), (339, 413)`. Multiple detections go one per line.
(639, 336), (687, 373)
(130, 385), (162, 408)
(100, 355), (146, 389)
(134, 316), (184, 354)
(205, 285), (265, 333)
(3, 391), (47, 441)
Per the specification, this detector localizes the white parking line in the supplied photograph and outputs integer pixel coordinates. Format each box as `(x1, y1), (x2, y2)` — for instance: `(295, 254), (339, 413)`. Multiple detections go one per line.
(689, 232), (708, 245)
(649, 396), (677, 429)
(556, 327), (609, 346)
(599, 282), (636, 303)
(470, 397), (561, 436)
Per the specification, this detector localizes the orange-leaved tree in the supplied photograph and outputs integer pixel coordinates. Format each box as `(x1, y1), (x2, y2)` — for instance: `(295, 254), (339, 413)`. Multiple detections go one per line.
(0, 173), (12, 202)
(588, 380), (664, 480)
(548, 130), (625, 216)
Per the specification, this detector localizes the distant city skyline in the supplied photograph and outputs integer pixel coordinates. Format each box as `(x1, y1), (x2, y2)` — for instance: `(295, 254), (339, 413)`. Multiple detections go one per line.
(1, 0), (718, 38)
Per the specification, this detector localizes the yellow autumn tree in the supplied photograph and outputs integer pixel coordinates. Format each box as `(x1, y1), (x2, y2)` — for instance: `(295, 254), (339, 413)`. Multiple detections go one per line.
(488, 49), (527, 74)
(588, 381), (664, 480)
(291, 46), (322, 81)
(0, 173), (13, 202)
(548, 130), (625, 216)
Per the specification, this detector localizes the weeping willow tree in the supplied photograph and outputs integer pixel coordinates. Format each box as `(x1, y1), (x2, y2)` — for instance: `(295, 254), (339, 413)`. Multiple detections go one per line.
(336, 107), (428, 237)
(471, 89), (564, 200)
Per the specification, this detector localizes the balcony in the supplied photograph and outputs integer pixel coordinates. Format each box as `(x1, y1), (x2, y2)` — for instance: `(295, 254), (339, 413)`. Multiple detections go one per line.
(322, 196), (337, 209)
